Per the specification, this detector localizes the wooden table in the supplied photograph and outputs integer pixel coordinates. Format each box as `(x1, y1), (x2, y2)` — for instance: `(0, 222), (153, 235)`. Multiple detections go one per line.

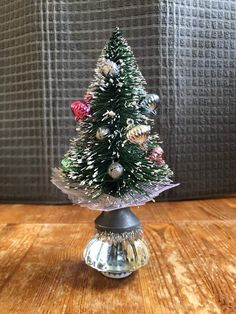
(0, 198), (235, 313)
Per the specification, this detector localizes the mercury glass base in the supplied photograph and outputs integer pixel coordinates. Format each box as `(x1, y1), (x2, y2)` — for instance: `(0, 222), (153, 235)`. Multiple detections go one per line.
(84, 207), (149, 279)
(83, 228), (149, 278)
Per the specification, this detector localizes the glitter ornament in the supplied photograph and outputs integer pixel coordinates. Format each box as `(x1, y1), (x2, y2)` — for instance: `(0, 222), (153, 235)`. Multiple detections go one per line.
(96, 127), (111, 140)
(140, 93), (160, 112)
(108, 162), (124, 179)
(100, 59), (119, 76)
(148, 146), (165, 165)
(127, 125), (151, 145)
(70, 101), (90, 121)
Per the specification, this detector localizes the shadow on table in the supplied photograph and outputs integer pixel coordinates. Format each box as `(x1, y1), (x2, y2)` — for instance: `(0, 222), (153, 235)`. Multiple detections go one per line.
(66, 259), (137, 291)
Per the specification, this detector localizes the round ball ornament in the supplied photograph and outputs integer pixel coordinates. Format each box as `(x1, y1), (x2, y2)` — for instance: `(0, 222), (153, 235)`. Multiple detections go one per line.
(140, 94), (160, 112)
(100, 59), (119, 77)
(61, 156), (72, 173)
(148, 146), (165, 165)
(108, 162), (124, 179)
(127, 125), (151, 145)
(96, 127), (110, 140)
(70, 101), (90, 121)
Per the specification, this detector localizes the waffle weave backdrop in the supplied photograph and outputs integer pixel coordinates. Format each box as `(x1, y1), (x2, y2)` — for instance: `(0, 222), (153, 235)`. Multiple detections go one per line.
(0, 0), (235, 203)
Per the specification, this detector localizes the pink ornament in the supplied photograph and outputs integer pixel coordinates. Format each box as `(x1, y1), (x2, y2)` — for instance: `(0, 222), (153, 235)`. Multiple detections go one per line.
(84, 92), (93, 103)
(148, 146), (165, 165)
(155, 156), (165, 166)
(70, 101), (90, 121)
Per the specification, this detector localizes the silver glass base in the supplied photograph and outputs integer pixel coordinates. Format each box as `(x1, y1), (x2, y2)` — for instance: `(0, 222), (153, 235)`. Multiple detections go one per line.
(84, 229), (149, 276)
(101, 271), (132, 279)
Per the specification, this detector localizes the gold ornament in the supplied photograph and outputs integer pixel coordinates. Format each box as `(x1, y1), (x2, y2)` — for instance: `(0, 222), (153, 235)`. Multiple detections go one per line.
(96, 127), (110, 140)
(127, 125), (151, 144)
(100, 60), (119, 76)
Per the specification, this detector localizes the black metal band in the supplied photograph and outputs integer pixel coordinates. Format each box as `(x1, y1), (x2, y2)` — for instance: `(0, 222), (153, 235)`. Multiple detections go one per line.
(95, 207), (141, 233)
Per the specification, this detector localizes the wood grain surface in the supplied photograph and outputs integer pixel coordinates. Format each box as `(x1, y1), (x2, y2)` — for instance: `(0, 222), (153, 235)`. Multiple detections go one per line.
(0, 198), (235, 313)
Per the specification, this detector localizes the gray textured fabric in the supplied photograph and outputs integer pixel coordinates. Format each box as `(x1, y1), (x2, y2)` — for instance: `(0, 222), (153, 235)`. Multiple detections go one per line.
(0, 0), (235, 203)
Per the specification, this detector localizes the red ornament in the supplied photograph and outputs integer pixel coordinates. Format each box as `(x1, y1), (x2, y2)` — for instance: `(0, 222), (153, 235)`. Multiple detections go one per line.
(70, 101), (90, 121)
(148, 146), (165, 165)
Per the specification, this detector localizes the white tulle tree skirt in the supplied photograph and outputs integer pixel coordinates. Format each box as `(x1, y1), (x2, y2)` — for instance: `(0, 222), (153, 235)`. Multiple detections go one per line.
(52, 168), (179, 211)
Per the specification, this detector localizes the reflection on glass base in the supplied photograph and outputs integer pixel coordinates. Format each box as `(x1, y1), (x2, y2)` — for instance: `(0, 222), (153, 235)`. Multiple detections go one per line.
(84, 228), (149, 276)
(101, 271), (132, 279)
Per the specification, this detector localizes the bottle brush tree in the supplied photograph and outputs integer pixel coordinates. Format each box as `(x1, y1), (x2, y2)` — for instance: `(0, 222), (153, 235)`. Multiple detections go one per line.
(52, 27), (178, 210)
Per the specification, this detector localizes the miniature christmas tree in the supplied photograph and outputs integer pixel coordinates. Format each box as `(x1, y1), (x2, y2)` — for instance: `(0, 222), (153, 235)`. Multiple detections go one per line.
(52, 27), (177, 210)
(52, 27), (178, 279)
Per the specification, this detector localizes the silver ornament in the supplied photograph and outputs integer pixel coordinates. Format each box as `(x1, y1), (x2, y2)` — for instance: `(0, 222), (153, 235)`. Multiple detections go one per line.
(140, 93), (160, 112)
(96, 127), (110, 140)
(108, 162), (124, 179)
(100, 59), (119, 76)
(127, 125), (151, 145)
